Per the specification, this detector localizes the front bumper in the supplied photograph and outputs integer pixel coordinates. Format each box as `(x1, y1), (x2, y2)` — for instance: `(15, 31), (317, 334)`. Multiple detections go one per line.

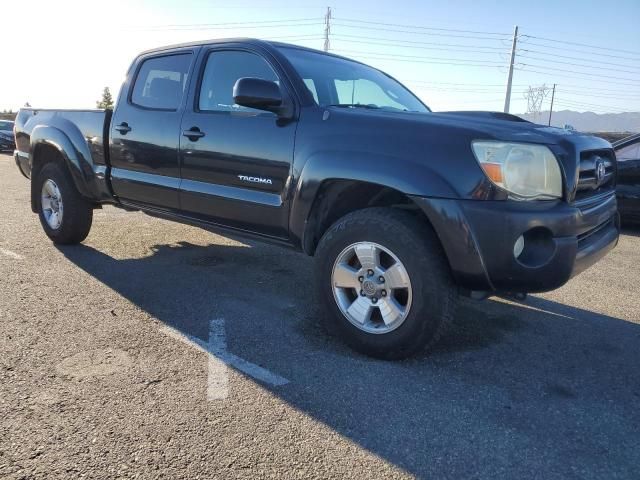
(412, 193), (619, 294)
(14, 150), (31, 179)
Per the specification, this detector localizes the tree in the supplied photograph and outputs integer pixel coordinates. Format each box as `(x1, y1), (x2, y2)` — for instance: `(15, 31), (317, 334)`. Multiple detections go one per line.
(96, 87), (114, 109)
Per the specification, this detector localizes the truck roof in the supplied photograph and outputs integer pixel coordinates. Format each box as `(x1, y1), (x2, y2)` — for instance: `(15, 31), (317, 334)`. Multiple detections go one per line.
(138, 37), (350, 62)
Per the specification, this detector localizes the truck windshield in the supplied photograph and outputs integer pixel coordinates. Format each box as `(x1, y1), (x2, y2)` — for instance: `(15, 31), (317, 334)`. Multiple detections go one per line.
(279, 47), (429, 113)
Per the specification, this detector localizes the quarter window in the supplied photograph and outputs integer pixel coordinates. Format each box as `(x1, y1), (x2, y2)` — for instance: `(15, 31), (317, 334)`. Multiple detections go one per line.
(303, 79), (319, 103)
(198, 50), (279, 113)
(131, 53), (192, 110)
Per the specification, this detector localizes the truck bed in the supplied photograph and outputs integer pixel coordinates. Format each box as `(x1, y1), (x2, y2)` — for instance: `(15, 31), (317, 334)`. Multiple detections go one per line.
(13, 108), (113, 206)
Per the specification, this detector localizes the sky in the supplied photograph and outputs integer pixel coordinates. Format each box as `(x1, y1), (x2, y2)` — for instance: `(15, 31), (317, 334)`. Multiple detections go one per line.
(1, 0), (638, 114)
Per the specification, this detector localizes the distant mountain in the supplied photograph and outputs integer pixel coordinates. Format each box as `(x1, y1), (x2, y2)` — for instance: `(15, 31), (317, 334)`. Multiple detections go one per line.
(517, 110), (640, 133)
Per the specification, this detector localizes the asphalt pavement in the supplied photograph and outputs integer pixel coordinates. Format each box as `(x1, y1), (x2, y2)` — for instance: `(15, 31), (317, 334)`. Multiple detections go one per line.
(1, 153), (639, 479)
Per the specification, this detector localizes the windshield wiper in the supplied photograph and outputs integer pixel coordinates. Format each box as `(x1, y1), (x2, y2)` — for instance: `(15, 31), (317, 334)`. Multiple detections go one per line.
(326, 103), (381, 109)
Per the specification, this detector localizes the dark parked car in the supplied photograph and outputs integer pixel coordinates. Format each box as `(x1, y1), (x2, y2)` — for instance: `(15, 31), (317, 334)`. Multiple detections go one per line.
(12, 39), (619, 359)
(0, 120), (15, 151)
(613, 133), (640, 223)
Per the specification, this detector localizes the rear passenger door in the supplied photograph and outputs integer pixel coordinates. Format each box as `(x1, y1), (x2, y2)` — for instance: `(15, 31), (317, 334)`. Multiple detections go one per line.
(110, 50), (196, 210)
(178, 47), (297, 239)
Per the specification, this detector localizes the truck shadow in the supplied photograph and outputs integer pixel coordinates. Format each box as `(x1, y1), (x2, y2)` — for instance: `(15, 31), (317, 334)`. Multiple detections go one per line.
(56, 240), (640, 478)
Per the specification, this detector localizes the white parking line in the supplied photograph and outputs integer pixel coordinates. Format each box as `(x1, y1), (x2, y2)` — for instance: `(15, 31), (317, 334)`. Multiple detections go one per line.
(207, 319), (229, 400)
(159, 318), (289, 401)
(0, 248), (24, 260)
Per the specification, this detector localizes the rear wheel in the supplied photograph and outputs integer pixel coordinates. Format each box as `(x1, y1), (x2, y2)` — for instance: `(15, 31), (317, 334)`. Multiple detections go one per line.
(35, 162), (93, 244)
(315, 207), (458, 359)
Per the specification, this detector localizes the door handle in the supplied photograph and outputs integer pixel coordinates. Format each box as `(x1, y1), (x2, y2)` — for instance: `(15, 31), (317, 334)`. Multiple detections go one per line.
(115, 122), (131, 134)
(182, 127), (205, 140)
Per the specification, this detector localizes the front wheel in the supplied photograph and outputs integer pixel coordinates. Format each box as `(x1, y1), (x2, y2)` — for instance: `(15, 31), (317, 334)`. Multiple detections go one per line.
(35, 162), (93, 244)
(315, 208), (458, 360)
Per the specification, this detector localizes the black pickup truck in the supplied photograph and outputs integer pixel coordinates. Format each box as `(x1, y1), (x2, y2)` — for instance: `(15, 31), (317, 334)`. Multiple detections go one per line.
(13, 38), (620, 359)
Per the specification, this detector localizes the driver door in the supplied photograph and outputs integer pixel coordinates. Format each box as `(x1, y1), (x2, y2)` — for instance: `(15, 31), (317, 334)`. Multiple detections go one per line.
(178, 48), (297, 238)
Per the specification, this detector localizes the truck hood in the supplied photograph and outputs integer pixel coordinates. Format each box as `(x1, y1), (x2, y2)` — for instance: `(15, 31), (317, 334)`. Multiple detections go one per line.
(428, 110), (593, 145)
(330, 106), (612, 153)
(331, 106), (609, 147)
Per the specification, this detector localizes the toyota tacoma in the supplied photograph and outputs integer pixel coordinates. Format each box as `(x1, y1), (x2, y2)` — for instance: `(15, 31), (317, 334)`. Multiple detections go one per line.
(12, 39), (620, 359)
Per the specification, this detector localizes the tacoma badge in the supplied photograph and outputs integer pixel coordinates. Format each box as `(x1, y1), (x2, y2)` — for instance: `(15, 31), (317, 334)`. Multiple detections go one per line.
(237, 175), (273, 185)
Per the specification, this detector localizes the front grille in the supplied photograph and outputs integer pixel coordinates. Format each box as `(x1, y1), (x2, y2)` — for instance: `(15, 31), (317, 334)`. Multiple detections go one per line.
(574, 149), (616, 202)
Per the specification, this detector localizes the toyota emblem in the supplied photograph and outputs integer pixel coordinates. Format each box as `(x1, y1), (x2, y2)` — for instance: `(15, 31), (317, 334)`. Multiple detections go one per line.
(595, 159), (606, 185)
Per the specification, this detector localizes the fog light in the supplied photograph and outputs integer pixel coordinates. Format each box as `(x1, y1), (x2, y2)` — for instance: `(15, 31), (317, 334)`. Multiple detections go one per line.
(514, 235), (525, 259)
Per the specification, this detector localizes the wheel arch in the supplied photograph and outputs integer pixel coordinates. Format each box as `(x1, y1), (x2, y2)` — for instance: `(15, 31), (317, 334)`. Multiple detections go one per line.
(288, 151), (458, 255)
(29, 126), (94, 212)
(297, 178), (437, 256)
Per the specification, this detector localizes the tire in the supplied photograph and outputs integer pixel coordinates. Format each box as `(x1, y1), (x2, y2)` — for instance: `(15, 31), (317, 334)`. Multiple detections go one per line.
(315, 207), (458, 360)
(35, 162), (93, 244)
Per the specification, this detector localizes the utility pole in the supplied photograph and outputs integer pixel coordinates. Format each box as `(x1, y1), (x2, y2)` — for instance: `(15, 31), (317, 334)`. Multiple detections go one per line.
(548, 83), (556, 126)
(503, 25), (518, 114)
(323, 6), (332, 52)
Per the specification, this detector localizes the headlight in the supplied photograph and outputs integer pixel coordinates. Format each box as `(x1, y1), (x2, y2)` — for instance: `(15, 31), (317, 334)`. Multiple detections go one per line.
(471, 141), (563, 200)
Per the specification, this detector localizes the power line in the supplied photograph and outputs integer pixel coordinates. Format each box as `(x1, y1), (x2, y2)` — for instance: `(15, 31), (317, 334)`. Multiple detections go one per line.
(553, 89), (640, 100)
(137, 21), (323, 31)
(333, 17), (511, 37)
(131, 17), (322, 28)
(522, 34), (640, 56)
(404, 81), (639, 97)
(336, 48), (505, 65)
(518, 40), (640, 62)
(553, 97), (635, 109)
(517, 55), (640, 75)
(332, 51), (507, 68)
(519, 48), (640, 70)
(449, 98), (507, 104)
(412, 85), (639, 105)
(331, 34), (509, 53)
(263, 33), (325, 40)
(553, 101), (631, 113)
(408, 80), (529, 87)
(517, 67), (640, 87)
(519, 90), (638, 107)
(550, 83), (640, 93)
(412, 85), (515, 93)
(518, 63), (640, 83)
(331, 22), (510, 41)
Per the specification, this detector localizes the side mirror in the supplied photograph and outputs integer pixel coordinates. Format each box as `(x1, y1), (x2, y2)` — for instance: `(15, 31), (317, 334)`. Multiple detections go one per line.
(233, 77), (283, 112)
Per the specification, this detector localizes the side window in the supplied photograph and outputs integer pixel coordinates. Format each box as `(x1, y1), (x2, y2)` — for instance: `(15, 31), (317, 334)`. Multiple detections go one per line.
(198, 50), (279, 113)
(616, 142), (640, 161)
(131, 53), (192, 110)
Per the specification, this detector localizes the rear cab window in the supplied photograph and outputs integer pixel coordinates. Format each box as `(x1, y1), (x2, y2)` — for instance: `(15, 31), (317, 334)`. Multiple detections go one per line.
(131, 53), (193, 110)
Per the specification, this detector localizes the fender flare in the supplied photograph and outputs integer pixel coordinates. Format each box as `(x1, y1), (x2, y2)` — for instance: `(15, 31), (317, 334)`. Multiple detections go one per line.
(29, 125), (96, 210)
(288, 151), (458, 252)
